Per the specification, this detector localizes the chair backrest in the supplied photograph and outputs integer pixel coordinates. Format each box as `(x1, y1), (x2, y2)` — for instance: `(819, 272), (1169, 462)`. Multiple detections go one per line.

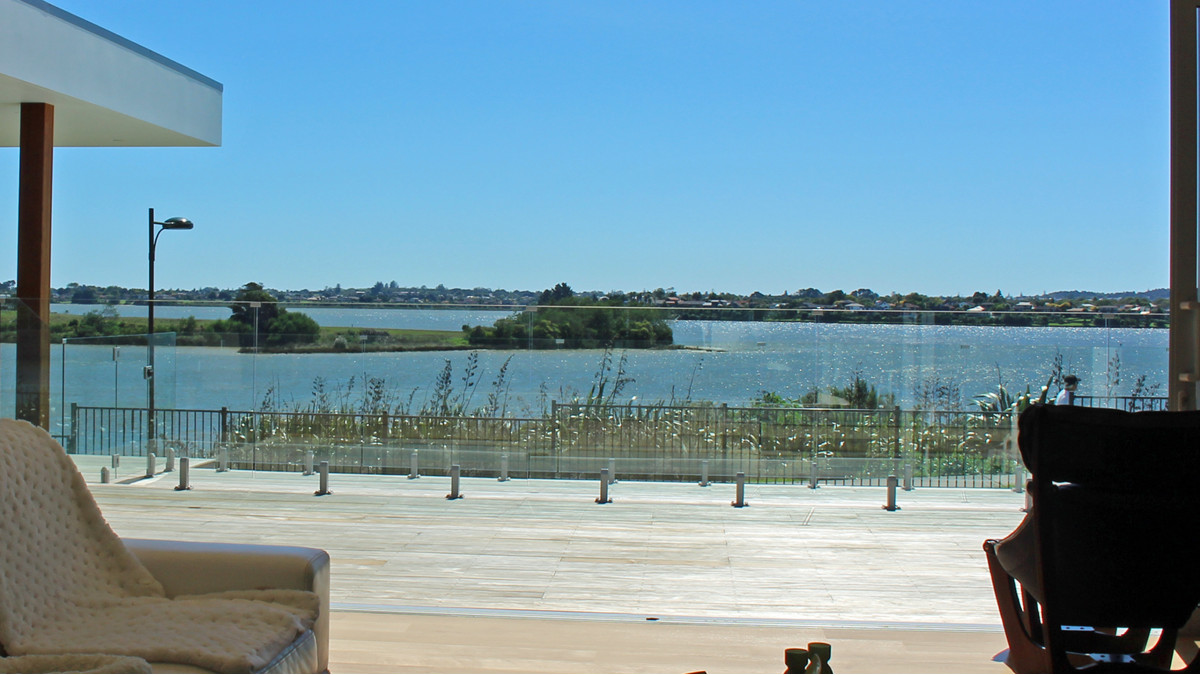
(1018, 404), (1200, 629)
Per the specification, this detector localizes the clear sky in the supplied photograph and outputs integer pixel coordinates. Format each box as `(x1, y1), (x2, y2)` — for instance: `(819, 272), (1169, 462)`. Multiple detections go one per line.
(0, 1), (1170, 297)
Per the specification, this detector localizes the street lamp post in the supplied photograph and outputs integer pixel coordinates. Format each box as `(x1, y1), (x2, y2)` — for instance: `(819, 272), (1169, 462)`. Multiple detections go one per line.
(147, 207), (193, 448)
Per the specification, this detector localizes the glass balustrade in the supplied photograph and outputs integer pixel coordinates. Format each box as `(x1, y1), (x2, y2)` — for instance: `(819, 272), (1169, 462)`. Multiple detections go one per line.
(2, 298), (1167, 488)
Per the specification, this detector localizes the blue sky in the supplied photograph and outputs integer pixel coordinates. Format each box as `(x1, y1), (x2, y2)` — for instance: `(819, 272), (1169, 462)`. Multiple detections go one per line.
(0, 1), (1170, 297)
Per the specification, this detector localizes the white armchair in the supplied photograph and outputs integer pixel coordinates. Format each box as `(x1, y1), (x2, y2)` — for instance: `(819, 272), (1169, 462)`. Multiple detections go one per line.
(0, 419), (331, 674)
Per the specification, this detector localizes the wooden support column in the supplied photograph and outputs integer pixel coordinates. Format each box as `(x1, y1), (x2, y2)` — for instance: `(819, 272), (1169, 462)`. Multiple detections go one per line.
(16, 102), (53, 428)
(1170, 1), (1199, 411)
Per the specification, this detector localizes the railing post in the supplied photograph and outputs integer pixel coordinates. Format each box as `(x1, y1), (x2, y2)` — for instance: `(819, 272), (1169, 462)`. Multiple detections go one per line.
(381, 411), (390, 441)
(447, 464), (462, 500)
(698, 459), (710, 487)
(219, 406), (229, 443)
(550, 400), (559, 456)
(720, 403), (728, 452)
(596, 468), (612, 504)
(409, 450), (420, 479)
(498, 454), (509, 482)
(809, 454), (819, 489)
(883, 475), (900, 511)
(732, 471), (747, 507)
(68, 402), (78, 453)
(174, 457), (191, 491)
(893, 405), (902, 459)
(314, 460), (331, 496)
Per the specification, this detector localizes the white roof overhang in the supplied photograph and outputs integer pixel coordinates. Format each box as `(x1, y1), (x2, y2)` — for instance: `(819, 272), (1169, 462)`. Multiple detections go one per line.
(0, 0), (222, 147)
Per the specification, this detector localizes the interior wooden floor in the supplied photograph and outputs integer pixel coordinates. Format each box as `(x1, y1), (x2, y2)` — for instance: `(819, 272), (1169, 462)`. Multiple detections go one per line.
(328, 609), (1011, 673)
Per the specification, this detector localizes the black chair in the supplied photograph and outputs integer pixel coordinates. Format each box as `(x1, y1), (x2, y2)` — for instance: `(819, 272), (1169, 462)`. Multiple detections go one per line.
(984, 404), (1200, 672)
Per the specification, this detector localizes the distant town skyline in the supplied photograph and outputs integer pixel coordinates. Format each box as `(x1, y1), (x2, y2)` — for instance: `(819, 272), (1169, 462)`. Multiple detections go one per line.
(15, 279), (1170, 305)
(0, 1), (1169, 297)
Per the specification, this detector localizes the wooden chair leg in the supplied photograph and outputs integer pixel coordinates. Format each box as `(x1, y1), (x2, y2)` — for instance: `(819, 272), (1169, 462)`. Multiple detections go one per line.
(984, 540), (1052, 673)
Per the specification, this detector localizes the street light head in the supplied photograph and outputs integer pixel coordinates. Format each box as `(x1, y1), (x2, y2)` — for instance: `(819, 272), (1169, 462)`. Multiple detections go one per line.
(161, 217), (193, 230)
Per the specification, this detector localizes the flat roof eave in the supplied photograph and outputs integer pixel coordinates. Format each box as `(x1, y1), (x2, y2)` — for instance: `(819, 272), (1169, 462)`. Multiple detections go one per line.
(0, 0), (222, 147)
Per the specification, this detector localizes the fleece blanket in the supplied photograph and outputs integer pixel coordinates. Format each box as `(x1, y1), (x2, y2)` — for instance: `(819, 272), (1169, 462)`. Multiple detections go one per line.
(0, 419), (317, 673)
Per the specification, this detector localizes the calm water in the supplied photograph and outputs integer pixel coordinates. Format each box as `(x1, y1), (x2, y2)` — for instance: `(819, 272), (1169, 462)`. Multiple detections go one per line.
(1, 305), (1168, 435)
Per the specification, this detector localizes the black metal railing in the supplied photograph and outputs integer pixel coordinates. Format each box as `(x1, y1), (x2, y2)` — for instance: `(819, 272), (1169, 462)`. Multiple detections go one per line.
(1073, 395), (1169, 412)
(69, 402), (1024, 487)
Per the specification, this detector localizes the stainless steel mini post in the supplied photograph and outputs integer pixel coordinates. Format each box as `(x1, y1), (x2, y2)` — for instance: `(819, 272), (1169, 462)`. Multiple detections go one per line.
(732, 471), (747, 507)
(809, 457), (819, 489)
(174, 457), (191, 491)
(903, 462), (913, 491)
(303, 450), (314, 476)
(698, 459), (710, 487)
(608, 457), (617, 484)
(145, 453), (156, 478)
(165, 446), (175, 473)
(314, 460), (331, 496)
(883, 475), (900, 511)
(447, 464), (462, 500)
(100, 467), (110, 484)
(596, 468), (612, 503)
(498, 454), (509, 482)
(409, 450), (420, 479)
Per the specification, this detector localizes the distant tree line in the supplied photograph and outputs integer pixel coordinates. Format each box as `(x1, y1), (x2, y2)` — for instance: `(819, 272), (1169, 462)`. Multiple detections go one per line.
(464, 283), (673, 349)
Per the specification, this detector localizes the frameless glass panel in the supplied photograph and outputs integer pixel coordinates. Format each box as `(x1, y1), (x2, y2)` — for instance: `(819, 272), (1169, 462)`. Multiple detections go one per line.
(47, 300), (1167, 483)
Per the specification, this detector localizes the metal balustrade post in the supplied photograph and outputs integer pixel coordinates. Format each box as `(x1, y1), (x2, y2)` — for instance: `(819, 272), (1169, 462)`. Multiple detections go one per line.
(409, 450), (420, 479)
(498, 454), (509, 482)
(314, 460), (331, 496)
(174, 457), (191, 491)
(883, 475), (900, 511)
(732, 471), (747, 507)
(447, 464), (462, 500)
(699, 459), (710, 487)
(596, 468), (612, 504)
(809, 455), (819, 489)
(69, 402), (78, 453)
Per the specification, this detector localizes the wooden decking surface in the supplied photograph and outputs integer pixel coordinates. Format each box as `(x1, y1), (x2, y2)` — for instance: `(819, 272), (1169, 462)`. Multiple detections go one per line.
(76, 456), (1023, 672)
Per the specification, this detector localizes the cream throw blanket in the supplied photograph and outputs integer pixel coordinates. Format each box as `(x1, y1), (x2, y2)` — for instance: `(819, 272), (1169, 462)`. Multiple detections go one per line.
(0, 419), (318, 673)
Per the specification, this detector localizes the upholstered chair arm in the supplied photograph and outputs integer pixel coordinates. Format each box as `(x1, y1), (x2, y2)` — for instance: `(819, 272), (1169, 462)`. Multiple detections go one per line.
(123, 538), (330, 672)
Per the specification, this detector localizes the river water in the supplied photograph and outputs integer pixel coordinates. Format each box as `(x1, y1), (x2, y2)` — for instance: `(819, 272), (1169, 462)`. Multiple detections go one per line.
(0, 305), (1168, 434)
